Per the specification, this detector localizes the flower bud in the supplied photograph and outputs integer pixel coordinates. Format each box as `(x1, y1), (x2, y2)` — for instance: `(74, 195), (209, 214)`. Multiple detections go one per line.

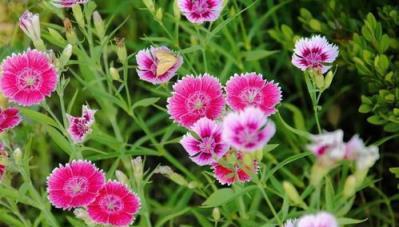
(169, 172), (188, 186)
(142, 0), (155, 14)
(13, 148), (22, 165)
(310, 162), (331, 186)
(212, 208), (221, 222)
(110, 67), (121, 81)
(64, 18), (78, 44)
(173, 0), (181, 19)
(58, 44), (73, 68)
(115, 37), (127, 63)
(324, 71), (334, 90)
(19, 10), (41, 42)
(155, 8), (163, 21)
(314, 73), (324, 90)
(115, 170), (129, 185)
(283, 181), (306, 207)
(131, 156), (144, 184)
(343, 175), (356, 199)
(93, 11), (105, 39)
(72, 4), (85, 29)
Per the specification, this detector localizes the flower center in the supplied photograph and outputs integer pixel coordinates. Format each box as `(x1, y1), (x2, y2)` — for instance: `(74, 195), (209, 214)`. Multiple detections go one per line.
(301, 47), (327, 68)
(193, 0), (210, 14)
(241, 88), (261, 105)
(234, 126), (259, 148)
(64, 176), (88, 196)
(17, 68), (42, 90)
(199, 137), (216, 154)
(186, 92), (210, 115)
(100, 195), (123, 214)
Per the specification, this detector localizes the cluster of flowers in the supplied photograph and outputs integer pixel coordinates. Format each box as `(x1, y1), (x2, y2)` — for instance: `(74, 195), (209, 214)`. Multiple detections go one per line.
(136, 45), (282, 186)
(47, 160), (141, 226)
(284, 211), (338, 227)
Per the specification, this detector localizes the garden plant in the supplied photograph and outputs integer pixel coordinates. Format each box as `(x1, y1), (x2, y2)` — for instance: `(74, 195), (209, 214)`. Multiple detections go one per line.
(0, 0), (398, 226)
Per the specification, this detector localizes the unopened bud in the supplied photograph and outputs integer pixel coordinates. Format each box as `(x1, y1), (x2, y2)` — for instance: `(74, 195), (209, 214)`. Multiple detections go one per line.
(343, 175), (356, 199)
(212, 208), (221, 222)
(115, 37), (127, 63)
(64, 18), (78, 44)
(324, 71), (334, 90)
(173, 0), (181, 19)
(93, 11), (105, 39)
(314, 74), (324, 90)
(142, 0), (155, 14)
(13, 148), (22, 164)
(354, 169), (368, 188)
(283, 181), (306, 208)
(110, 67), (121, 81)
(310, 162), (331, 186)
(19, 10), (41, 42)
(131, 156), (144, 184)
(72, 4), (85, 29)
(169, 172), (188, 186)
(115, 170), (129, 185)
(155, 8), (163, 21)
(58, 44), (73, 68)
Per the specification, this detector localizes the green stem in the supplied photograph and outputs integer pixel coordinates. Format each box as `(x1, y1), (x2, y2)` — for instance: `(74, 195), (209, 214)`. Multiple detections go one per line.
(257, 183), (282, 225)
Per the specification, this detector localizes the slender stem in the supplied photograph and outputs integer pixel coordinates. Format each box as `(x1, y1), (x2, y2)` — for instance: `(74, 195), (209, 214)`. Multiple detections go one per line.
(313, 105), (322, 134)
(257, 183), (282, 225)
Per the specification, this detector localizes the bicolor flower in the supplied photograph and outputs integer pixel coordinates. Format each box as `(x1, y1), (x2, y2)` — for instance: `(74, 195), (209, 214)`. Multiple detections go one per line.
(292, 35), (339, 73)
(226, 72), (282, 116)
(136, 46), (183, 84)
(167, 74), (225, 128)
(47, 160), (105, 209)
(87, 181), (141, 226)
(307, 130), (346, 164)
(212, 150), (258, 185)
(0, 107), (22, 133)
(222, 107), (276, 152)
(52, 0), (89, 8)
(178, 0), (223, 24)
(0, 50), (58, 106)
(67, 105), (96, 144)
(180, 117), (229, 166)
(19, 11), (41, 42)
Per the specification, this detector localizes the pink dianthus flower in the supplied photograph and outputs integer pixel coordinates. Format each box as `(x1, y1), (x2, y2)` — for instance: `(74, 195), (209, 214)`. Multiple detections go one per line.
(67, 105), (96, 144)
(87, 181), (141, 226)
(0, 107), (22, 133)
(167, 74), (225, 128)
(178, 0), (223, 24)
(0, 49), (58, 106)
(226, 72), (282, 115)
(47, 160), (105, 209)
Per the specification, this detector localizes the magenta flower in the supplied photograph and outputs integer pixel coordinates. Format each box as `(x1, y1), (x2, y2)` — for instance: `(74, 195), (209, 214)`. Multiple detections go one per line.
(212, 151), (258, 185)
(292, 35), (339, 74)
(178, 0), (223, 24)
(0, 108), (22, 133)
(296, 211), (338, 227)
(19, 11), (41, 42)
(47, 160), (105, 209)
(52, 0), (89, 8)
(136, 46), (183, 84)
(226, 73), (282, 116)
(222, 107), (276, 152)
(67, 105), (96, 144)
(87, 181), (141, 226)
(0, 144), (8, 181)
(180, 117), (229, 166)
(167, 74), (225, 128)
(0, 50), (58, 106)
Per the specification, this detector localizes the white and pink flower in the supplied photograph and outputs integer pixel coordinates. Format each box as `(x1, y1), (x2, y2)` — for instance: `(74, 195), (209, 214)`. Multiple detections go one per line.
(222, 107), (276, 153)
(292, 35), (339, 74)
(180, 117), (229, 166)
(19, 10), (41, 42)
(178, 0), (223, 24)
(52, 0), (89, 8)
(67, 105), (96, 144)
